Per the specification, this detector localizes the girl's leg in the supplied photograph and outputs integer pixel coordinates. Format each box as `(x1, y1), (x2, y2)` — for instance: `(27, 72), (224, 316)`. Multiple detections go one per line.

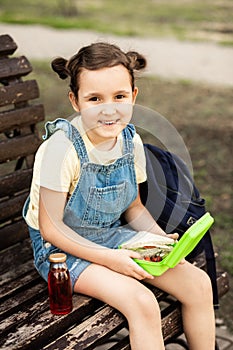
(74, 263), (165, 350)
(145, 261), (215, 350)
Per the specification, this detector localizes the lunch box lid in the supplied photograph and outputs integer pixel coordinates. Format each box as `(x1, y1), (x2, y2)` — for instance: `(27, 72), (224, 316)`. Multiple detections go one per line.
(120, 212), (214, 276)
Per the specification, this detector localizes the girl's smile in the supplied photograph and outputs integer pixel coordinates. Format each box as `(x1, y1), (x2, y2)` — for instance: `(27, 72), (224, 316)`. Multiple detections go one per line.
(98, 119), (119, 126)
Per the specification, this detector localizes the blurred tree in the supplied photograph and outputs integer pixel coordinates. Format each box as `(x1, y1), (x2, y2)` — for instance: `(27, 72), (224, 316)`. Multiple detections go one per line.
(58, 0), (78, 17)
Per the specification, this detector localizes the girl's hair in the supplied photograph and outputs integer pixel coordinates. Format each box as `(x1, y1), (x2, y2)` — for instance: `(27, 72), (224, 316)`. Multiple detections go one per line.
(51, 42), (147, 98)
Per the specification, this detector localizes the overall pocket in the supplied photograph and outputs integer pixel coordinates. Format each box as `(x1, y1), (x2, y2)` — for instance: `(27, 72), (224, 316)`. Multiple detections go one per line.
(81, 182), (127, 227)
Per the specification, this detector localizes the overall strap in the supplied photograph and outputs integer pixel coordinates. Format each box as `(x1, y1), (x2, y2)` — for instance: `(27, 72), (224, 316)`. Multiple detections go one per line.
(122, 123), (136, 154)
(43, 118), (89, 164)
(43, 119), (136, 162)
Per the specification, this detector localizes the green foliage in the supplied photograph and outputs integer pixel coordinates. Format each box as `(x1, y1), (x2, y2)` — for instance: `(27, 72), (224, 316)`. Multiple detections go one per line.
(0, 0), (232, 44)
(212, 214), (233, 273)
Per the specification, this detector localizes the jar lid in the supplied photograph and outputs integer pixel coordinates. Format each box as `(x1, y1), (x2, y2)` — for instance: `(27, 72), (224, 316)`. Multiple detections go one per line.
(49, 253), (67, 263)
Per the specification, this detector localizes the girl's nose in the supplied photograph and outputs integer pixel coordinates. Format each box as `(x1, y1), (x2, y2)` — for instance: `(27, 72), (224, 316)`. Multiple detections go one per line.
(101, 104), (117, 116)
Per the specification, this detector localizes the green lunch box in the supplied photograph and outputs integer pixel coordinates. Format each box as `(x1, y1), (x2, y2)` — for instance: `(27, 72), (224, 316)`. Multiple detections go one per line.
(120, 212), (214, 276)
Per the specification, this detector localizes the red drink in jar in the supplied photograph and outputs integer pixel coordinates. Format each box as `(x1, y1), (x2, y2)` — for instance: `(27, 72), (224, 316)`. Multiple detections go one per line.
(48, 253), (73, 315)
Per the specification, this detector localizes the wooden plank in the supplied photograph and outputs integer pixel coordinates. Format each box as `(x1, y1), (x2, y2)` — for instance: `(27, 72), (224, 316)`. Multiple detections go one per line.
(0, 294), (102, 350)
(0, 168), (32, 198)
(43, 305), (127, 350)
(0, 56), (32, 81)
(0, 134), (41, 163)
(0, 260), (36, 295)
(217, 271), (230, 297)
(107, 337), (130, 350)
(43, 288), (167, 350)
(0, 238), (33, 273)
(0, 104), (45, 133)
(0, 80), (40, 107)
(0, 35), (17, 56)
(0, 192), (28, 223)
(42, 302), (181, 349)
(162, 303), (183, 341)
(0, 276), (46, 320)
(0, 220), (29, 250)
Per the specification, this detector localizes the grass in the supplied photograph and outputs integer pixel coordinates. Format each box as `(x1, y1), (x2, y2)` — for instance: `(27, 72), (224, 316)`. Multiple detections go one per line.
(0, 0), (233, 45)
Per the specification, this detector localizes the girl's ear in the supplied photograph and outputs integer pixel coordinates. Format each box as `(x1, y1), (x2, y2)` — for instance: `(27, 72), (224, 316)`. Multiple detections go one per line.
(132, 87), (138, 105)
(69, 92), (80, 112)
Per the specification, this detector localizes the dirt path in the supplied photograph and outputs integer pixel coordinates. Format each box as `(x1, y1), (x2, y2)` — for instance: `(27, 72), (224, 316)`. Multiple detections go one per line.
(1, 23), (233, 87)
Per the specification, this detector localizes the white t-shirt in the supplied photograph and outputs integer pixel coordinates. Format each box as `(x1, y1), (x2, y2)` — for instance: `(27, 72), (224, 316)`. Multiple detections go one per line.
(25, 116), (147, 229)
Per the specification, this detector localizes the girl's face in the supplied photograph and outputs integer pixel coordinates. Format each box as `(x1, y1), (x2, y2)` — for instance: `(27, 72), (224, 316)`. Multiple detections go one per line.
(69, 65), (138, 148)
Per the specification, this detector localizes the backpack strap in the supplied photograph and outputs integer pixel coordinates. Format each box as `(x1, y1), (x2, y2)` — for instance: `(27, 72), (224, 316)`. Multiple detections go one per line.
(202, 232), (219, 308)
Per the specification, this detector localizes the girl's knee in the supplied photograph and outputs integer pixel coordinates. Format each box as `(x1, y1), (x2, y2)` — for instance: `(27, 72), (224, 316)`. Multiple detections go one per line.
(196, 269), (212, 293)
(199, 270), (213, 301)
(126, 287), (160, 320)
(185, 269), (213, 305)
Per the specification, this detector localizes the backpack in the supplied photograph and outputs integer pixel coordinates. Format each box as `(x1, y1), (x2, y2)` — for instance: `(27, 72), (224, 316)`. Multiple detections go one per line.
(139, 143), (218, 308)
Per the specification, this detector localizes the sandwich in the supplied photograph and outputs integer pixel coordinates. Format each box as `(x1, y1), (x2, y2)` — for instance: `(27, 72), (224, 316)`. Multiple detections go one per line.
(120, 231), (175, 262)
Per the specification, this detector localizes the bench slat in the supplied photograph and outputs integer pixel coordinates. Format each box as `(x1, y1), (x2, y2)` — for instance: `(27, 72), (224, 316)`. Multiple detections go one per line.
(0, 261), (37, 296)
(42, 290), (176, 350)
(43, 305), (127, 350)
(0, 80), (40, 107)
(106, 337), (130, 350)
(0, 104), (45, 133)
(217, 271), (230, 298)
(0, 56), (32, 80)
(0, 168), (32, 198)
(0, 192), (28, 223)
(0, 238), (32, 271)
(0, 35), (17, 56)
(0, 238), (33, 283)
(0, 294), (103, 350)
(0, 134), (41, 163)
(0, 278), (46, 321)
(162, 303), (183, 341)
(0, 220), (29, 250)
(42, 304), (181, 350)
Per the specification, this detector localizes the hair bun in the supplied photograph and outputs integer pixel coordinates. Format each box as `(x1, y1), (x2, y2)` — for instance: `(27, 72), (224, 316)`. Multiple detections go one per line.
(51, 57), (69, 80)
(126, 51), (147, 71)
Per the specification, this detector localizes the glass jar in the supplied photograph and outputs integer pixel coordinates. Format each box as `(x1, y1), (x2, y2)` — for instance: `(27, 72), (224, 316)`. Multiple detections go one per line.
(48, 253), (73, 315)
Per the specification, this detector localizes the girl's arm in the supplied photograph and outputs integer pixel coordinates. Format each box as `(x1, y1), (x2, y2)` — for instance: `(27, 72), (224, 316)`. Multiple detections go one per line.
(39, 187), (109, 262)
(124, 188), (178, 239)
(39, 186), (153, 280)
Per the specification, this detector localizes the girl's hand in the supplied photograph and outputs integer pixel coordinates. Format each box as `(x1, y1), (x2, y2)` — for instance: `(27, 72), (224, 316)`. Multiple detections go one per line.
(105, 248), (154, 280)
(167, 232), (179, 241)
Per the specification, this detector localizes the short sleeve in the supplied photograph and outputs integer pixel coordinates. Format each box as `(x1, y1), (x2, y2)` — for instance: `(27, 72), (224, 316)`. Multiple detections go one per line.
(133, 133), (147, 184)
(35, 131), (80, 193)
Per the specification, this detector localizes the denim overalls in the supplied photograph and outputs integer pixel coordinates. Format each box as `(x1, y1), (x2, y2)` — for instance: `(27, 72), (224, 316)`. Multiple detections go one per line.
(23, 119), (139, 290)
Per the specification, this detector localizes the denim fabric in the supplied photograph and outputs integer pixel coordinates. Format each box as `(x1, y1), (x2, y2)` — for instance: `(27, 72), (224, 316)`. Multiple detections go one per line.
(27, 225), (137, 290)
(23, 119), (138, 290)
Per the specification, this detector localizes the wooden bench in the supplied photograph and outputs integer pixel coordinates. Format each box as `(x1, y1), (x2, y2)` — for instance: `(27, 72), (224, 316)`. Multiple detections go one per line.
(0, 34), (230, 350)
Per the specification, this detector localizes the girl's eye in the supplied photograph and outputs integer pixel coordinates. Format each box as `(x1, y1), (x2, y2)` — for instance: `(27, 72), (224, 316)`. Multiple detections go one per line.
(89, 96), (100, 102)
(115, 94), (125, 100)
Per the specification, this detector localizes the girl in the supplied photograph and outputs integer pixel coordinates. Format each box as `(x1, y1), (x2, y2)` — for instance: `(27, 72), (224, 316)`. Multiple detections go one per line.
(23, 42), (215, 350)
